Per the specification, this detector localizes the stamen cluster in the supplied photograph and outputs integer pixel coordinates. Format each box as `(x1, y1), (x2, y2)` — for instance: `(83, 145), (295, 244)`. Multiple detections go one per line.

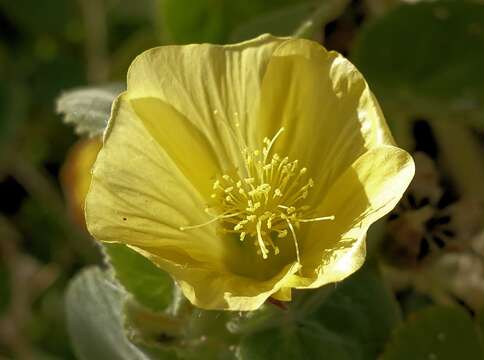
(181, 129), (334, 262)
(210, 130), (334, 261)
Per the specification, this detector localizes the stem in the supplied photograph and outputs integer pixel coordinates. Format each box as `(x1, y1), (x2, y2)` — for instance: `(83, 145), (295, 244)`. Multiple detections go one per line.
(78, 0), (109, 83)
(293, 0), (351, 41)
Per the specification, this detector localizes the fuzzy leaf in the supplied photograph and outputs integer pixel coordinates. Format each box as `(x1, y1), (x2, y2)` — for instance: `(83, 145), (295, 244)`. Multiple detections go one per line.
(65, 267), (149, 360)
(123, 299), (235, 359)
(56, 83), (124, 137)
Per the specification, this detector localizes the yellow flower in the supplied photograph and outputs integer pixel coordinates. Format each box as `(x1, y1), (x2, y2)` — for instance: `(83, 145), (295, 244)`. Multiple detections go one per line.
(85, 35), (414, 311)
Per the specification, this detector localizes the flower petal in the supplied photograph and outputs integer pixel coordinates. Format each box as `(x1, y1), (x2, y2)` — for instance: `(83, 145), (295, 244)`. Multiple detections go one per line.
(256, 38), (394, 202)
(86, 94), (223, 265)
(127, 34), (286, 170)
(297, 145), (414, 288)
(128, 244), (301, 311)
(130, 97), (220, 199)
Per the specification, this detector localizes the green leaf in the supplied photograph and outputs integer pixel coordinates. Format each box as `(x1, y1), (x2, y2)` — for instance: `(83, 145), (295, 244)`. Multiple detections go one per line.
(56, 83), (124, 137)
(230, 0), (349, 42)
(230, 2), (316, 42)
(237, 321), (354, 360)
(65, 267), (149, 360)
(313, 262), (402, 359)
(237, 264), (401, 359)
(381, 306), (484, 360)
(156, 0), (303, 44)
(352, 1), (484, 126)
(104, 243), (174, 312)
(227, 304), (283, 335)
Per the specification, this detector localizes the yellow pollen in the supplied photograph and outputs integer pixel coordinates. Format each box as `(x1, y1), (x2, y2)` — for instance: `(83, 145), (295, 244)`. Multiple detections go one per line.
(179, 128), (334, 263)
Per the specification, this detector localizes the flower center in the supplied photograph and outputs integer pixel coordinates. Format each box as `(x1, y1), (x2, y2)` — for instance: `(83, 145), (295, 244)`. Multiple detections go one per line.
(180, 128), (334, 263)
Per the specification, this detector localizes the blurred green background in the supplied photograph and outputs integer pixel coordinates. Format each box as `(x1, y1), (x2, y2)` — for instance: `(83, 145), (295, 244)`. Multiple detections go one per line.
(0, 1), (159, 358)
(1, 0), (483, 359)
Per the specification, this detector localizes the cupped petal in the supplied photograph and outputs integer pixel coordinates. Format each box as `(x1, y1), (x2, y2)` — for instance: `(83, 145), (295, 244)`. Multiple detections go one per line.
(130, 97), (220, 199)
(128, 244), (301, 311)
(86, 94), (223, 266)
(296, 145), (414, 288)
(126, 34), (286, 170)
(273, 235), (367, 300)
(256, 38), (394, 202)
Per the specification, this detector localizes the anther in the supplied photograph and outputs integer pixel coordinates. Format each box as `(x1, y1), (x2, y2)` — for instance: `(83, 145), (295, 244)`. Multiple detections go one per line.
(299, 215), (335, 223)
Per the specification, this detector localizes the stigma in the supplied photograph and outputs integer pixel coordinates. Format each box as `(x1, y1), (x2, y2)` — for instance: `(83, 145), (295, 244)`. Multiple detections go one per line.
(180, 128), (334, 263)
